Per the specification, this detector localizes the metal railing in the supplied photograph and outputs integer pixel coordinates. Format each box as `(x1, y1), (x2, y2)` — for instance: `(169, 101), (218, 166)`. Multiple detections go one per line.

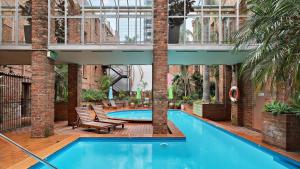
(0, 133), (58, 169)
(0, 72), (31, 132)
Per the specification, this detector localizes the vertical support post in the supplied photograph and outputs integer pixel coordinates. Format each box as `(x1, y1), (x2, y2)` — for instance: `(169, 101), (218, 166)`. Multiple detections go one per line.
(152, 0), (168, 134)
(31, 0), (55, 138)
(231, 64), (243, 126)
(0, 0), (2, 45)
(68, 64), (82, 126)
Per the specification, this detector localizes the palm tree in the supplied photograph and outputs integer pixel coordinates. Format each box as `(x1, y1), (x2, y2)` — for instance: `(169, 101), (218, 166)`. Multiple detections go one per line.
(234, 0), (300, 101)
(202, 65), (210, 103)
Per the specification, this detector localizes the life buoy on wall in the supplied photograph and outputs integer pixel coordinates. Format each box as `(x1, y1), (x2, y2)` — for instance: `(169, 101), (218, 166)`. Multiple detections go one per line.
(229, 86), (240, 102)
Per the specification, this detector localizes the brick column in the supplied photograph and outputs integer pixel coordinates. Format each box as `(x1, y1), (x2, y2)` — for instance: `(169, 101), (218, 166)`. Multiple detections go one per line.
(68, 64), (82, 125)
(152, 0), (168, 134)
(219, 65), (232, 116)
(31, 0), (55, 137)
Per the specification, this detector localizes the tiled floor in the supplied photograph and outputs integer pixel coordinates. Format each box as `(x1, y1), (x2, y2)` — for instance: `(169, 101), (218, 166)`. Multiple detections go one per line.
(1, 107), (300, 169)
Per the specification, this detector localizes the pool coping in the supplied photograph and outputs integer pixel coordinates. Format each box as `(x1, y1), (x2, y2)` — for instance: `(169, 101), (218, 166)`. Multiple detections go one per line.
(9, 110), (300, 169)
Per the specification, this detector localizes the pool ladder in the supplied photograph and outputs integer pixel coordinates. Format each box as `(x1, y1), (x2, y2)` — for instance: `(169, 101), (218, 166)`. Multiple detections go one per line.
(0, 133), (58, 169)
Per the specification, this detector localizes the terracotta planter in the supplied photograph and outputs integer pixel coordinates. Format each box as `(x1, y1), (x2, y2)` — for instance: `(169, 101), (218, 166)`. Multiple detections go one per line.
(129, 102), (135, 109)
(262, 112), (300, 151)
(169, 102), (175, 109)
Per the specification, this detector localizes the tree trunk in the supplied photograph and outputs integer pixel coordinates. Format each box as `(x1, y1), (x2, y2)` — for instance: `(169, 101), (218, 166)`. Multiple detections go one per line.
(203, 65), (210, 103)
(215, 78), (219, 102)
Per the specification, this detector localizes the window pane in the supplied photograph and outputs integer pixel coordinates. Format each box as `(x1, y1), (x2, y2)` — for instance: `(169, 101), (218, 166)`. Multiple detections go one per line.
(84, 18), (100, 44)
(203, 0), (218, 6)
(119, 17), (136, 44)
(168, 21), (185, 44)
(169, 0), (184, 16)
(51, 0), (65, 16)
(18, 16), (32, 44)
(222, 17), (236, 44)
(221, 0), (236, 15)
(67, 18), (82, 44)
(185, 17), (202, 44)
(1, 0), (16, 16)
(19, 0), (31, 16)
(2, 17), (15, 44)
(101, 17), (118, 44)
(203, 17), (219, 43)
(67, 0), (82, 16)
(50, 18), (65, 44)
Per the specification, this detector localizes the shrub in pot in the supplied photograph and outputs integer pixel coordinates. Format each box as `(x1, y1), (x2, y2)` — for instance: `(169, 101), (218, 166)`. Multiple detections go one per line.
(175, 101), (182, 109)
(263, 101), (300, 151)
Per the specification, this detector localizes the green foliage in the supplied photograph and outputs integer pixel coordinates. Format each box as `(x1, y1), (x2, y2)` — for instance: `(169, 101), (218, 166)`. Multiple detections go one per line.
(169, 0), (195, 27)
(172, 66), (192, 99)
(81, 89), (106, 102)
(118, 90), (128, 100)
(182, 95), (192, 104)
(210, 96), (217, 104)
(175, 100), (183, 107)
(264, 101), (292, 115)
(191, 70), (203, 98)
(234, 0), (300, 96)
(98, 75), (112, 94)
(55, 65), (68, 102)
(291, 92), (300, 117)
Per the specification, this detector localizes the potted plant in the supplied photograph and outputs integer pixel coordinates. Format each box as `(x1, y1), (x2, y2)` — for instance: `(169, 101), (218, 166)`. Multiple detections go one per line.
(169, 101), (175, 109)
(169, 0), (195, 43)
(175, 100), (182, 109)
(181, 95), (192, 110)
(263, 100), (300, 151)
(19, 0), (32, 43)
(81, 89), (106, 109)
(129, 97), (136, 109)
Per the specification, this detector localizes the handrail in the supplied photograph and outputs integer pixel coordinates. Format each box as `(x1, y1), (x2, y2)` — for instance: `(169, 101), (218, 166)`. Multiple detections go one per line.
(0, 133), (58, 169)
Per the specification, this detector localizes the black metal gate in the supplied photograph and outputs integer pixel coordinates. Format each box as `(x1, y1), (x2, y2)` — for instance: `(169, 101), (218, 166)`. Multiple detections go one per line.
(0, 72), (31, 132)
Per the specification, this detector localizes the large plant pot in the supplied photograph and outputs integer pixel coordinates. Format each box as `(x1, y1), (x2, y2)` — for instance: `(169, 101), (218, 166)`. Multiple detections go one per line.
(262, 112), (300, 151)
(24, 25), (32, 44)
(168, 25), (180, 44)
(169, 102), (175, 109)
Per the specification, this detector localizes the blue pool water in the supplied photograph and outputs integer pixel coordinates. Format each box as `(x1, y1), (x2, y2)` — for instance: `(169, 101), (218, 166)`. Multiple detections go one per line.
(31, 110), (300, 169)
(107, 110), (152, 120)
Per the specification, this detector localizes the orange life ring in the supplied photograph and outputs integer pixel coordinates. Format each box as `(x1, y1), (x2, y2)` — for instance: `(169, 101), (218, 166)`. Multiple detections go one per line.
(229, 86), (240, 102)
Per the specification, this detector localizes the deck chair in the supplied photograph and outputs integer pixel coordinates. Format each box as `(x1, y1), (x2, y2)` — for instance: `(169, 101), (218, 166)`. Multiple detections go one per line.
(102, 100), (117, 109)
(92, 105), (127, 128)
(74, 107), (115, 133)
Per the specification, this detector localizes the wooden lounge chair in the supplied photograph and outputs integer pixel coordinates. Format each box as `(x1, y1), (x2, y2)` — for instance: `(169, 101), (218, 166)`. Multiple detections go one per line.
(102, 100), (117, 109)
(92, 105), (127, 128)
(74, 107), (115, 133)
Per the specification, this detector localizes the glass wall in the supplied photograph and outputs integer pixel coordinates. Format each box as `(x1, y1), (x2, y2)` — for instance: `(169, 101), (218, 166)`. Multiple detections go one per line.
(168, 0), (248, 44)
(0, 0), (248, 45)
(48, 0), (153, 45)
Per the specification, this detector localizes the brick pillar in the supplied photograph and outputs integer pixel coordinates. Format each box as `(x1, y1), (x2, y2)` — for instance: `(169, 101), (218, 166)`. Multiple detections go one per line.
(219, 65), (232, 116)
(31, 0), (55, 137)
(152, 0), (168, 134)
(68, 64), (82, 125)
(231, 64), (243, 126)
